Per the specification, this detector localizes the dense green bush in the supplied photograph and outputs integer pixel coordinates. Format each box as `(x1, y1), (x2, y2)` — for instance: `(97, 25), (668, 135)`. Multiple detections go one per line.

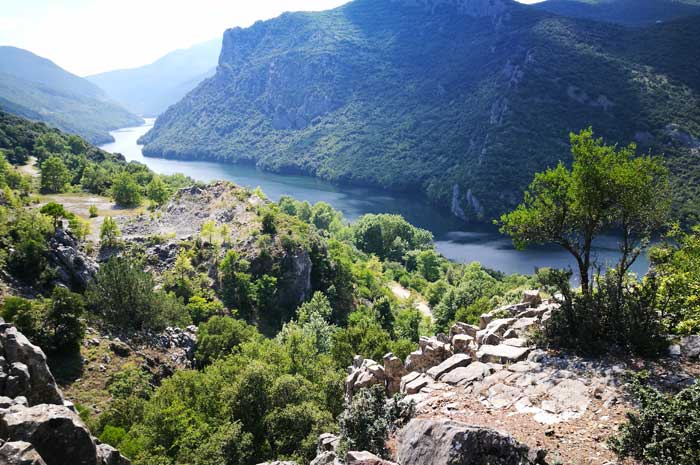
(196, 316), (260, 366)
(86, 256), (190, 331)
(651, 226), (700, 334)
(338, 385), (414, 459)
(1, 287), (85, 353)
(352, 214), (432, 262)
(541, 270), (667, 356)
(610, 374), (700, 465)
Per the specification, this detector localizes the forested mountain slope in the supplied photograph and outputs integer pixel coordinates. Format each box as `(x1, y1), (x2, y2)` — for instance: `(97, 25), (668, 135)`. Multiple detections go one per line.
(87, 39), (220, 116)
(140, 0), (700, 223)
(0, 46), (142, 144)
(536, 0), (700, 26)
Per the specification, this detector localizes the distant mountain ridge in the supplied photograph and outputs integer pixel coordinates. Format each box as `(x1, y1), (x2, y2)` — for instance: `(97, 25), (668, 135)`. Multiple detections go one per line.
(87, 39), (220, 117)
(140, 0), (700, 223)
(0, 46), (141, 144)
(536, 0), (700, 26)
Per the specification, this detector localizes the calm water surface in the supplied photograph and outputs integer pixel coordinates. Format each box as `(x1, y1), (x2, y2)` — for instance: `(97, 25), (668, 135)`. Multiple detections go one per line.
(100, 120), (650, 276)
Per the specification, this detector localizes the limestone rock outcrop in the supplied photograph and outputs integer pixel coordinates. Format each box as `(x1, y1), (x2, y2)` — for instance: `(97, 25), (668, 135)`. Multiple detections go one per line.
(397, 418), (544, 465)
(0, 320), (131, 465)
(0, 322), (63, 406)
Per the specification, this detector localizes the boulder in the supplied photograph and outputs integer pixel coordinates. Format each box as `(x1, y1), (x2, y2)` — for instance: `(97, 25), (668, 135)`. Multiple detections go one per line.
(476, 319), (515, 345)
(0, 404), (97, 465)
(439, 362), (493, 386)
(405, 337), (452, 372)
(451, 334), (475, 356)
(96, 443), (131, 465)
(449, 322), (479, 339)
(346, 359), (385, 397)
(346, 451), (397, 465)
(0, 324), (63, 406)
(522, 290), (542, 306)
(108, 340), (131, 357)
(383, 353), (407, 395)
(0, 441), (47, 465)
(680, 335), (700, 358)
(427, 354), (471, 380)
(402, 373), (432, 395)
(397, 418), (541, 465)
(477, 345), (530, 364)
(317, 433), (340, 454)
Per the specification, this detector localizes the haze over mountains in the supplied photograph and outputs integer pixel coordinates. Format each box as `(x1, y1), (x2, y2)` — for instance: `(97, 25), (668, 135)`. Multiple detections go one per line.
(536, 0), (700, 26)
(87, 39), (221, 116)
(0, 46), (142, 144)
(140, 0), (700, 222)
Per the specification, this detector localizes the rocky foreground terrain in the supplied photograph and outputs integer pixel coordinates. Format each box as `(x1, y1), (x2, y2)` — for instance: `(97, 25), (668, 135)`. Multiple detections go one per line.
(1, 288), (699, 464)
(0, 318), (131, 465)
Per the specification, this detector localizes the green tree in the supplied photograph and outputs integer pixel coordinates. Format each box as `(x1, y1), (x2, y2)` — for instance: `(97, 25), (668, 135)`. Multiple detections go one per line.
(196, 316), (259, 366)
(146, 176), (169, 206)
(218, 251), (253, 317)
(40, 201), (69, 229)
(200, 220), (218, 244)
(416, 249), (441, 282)
(111, 171), (142, 207)
(40, 155), (71, 193)
(100, 217), (121, 247)
(44, 286), (85, 352)
(499, 128), (670, 297)
(87, 256), (188, 330)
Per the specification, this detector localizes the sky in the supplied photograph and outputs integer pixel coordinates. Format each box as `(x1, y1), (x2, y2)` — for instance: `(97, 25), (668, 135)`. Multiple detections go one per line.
(0, 0), (544, 76)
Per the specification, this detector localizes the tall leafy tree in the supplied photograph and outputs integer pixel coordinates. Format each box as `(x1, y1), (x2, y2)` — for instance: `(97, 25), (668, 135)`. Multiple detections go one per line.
(40, 155), (71, 193)
(498, 128), (670, 296)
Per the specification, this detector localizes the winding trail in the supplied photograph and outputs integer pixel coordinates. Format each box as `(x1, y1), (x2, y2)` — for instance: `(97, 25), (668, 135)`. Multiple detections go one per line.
(389, 282), (432, 320)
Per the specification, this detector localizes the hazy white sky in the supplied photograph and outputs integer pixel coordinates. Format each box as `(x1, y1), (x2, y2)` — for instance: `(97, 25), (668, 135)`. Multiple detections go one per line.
(0, 0), (544, 76)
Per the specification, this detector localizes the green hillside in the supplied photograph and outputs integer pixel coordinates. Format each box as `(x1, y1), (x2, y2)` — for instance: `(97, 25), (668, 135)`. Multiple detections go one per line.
(140, 0), (700, 223)
(87, 39), (220, 117)
(0, 46), (142, 144)
(535, 0), (700, 26)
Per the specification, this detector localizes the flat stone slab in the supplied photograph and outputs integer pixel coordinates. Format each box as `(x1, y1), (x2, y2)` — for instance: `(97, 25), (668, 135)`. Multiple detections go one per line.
(404, 374), (432, 395)
(440, 362), (493, 385)
(477, 344), (530, 364)
(427, 354), (471, 380)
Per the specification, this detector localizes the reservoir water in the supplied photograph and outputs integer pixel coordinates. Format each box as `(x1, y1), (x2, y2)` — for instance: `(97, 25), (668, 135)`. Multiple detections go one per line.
(100, 120), (650, 277)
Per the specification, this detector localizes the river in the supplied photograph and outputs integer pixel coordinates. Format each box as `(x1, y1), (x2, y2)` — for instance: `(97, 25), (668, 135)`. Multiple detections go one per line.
(100, 120), (650, 277)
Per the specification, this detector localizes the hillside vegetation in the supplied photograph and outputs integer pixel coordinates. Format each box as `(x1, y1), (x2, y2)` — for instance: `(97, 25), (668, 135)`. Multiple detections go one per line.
(1, 112), (699, 465)
(0, 46), (142, 144)
(87, 39), (220, 116)
(140, 0), (700, 224)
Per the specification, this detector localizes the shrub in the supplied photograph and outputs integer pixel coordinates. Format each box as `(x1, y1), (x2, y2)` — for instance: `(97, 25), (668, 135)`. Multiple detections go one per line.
(338, 385), (414, 459)
(100, 217), (121, 247)
(89, 204), (99, 218)
(196, 316), (259, 366)
(99, 425), (127, 448)
(1, 287), (85, 353)
(610, 375), (700, 465)
(541, 270), (667, 356)
(87, 256), (190, 330)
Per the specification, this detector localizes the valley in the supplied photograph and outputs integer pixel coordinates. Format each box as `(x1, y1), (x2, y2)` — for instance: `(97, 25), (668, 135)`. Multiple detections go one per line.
(1, 1), (699, 465)
(103, 120), (650, 276)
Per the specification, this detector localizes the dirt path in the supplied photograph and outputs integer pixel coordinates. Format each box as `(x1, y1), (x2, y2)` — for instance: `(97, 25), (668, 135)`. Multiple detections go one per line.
(389, 282), (432, 319)
(17, 157), (39, 177)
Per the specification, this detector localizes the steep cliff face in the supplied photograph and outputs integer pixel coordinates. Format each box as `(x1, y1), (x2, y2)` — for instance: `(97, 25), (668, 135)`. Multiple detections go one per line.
(141, 0), (700, 221)
(0, 319), (131, 465)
